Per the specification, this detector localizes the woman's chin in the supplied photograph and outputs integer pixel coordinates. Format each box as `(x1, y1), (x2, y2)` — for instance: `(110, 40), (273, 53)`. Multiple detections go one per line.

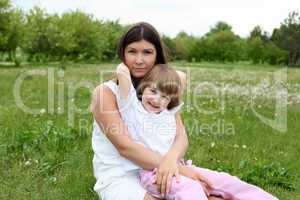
(132, 73), (146, 78)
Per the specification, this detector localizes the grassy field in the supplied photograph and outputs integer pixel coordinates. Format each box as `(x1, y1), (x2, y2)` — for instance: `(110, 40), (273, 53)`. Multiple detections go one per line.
(0, 62), (299, 199)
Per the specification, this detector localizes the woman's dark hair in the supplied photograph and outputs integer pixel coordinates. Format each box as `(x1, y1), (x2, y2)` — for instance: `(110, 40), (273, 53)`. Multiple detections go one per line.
(118, 22), (167, 65)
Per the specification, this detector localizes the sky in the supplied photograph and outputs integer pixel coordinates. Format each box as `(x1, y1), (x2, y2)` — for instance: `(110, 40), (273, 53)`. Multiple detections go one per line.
(11, 0), (300, 38)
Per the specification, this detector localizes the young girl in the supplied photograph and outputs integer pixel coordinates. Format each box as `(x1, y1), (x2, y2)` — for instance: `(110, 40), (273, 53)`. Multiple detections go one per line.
(116, 63), (278, 200)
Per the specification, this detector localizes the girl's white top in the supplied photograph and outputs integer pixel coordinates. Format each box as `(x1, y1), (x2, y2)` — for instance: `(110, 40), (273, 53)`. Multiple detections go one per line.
(92, 80), (183, 191)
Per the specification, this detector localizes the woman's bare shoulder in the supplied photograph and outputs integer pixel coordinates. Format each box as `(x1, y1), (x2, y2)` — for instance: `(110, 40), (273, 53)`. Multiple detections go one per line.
(175, 70), (187, 90)
(90, 83), (117, 114)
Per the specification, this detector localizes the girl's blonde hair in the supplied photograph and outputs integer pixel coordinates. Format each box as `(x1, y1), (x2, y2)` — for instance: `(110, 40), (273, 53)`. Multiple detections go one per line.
(137, 64), (182, 110)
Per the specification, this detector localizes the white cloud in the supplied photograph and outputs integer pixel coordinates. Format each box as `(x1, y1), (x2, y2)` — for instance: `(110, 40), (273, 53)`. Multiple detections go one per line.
(12, 0), (300, 37)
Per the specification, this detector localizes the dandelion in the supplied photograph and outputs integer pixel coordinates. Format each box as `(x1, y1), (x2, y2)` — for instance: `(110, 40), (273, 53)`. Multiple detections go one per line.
(25, 160), (32, 166)
(242, 145), (247, 149)
(40, 108), (46, 114)
(233, 144), (239, 148)
(49, 176), (57, 183)
(210, 142), (215, 148)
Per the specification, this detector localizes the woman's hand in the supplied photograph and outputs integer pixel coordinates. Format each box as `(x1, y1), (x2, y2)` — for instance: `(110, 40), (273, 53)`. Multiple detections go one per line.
(178, 164), (214, 189)
(154, 153), (180, 198)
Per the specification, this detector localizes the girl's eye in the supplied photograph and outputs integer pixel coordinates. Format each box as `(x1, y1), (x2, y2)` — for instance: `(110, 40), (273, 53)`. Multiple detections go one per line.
(150, 88), (157, 94)
(162, 95), (170, 101)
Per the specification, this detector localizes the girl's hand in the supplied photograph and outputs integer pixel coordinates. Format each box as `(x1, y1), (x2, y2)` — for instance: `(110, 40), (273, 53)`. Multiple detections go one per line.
(179, 165), (214, 189)
(154, 153), (180, 198)
(116, 63), (129, 75)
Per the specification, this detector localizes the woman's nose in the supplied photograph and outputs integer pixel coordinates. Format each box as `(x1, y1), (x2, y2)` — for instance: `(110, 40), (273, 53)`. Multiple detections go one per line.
(135, 53), (143, 64)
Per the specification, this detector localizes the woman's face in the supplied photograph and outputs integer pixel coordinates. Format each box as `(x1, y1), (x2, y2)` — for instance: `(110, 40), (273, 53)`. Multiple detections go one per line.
(124, 39), (157, 78)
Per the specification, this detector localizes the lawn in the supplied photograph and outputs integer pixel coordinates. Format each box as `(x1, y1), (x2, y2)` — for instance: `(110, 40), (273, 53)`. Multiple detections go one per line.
(0, 62), (299, 200)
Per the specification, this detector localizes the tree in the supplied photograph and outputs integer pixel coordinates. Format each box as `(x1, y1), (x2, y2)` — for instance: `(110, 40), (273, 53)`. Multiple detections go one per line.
(174, 31), (197, 61)
(206, 21), (232, 36)
(161, 34), (176, 61)
(197, 28), (246, 62)
(249, 26), (269, 43)
(22, 6), (52, 62)
(272, 11), (300, 65)
(0, 0), (11, 52)
(247, 37), (265, 64)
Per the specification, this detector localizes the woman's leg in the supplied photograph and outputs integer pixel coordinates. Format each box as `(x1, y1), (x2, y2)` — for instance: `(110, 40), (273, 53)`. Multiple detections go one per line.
(98, 170), (148, 200)
(208, 197), (224, 200)
(144, 193), (160, 200)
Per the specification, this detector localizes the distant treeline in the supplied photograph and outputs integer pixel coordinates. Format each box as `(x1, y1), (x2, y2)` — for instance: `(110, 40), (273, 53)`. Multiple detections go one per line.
(1, 0), (300, 66)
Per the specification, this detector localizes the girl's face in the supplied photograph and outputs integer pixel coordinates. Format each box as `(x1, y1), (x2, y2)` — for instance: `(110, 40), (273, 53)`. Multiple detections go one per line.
(142, 85), (171, 114)
(124, 39), (157, 78)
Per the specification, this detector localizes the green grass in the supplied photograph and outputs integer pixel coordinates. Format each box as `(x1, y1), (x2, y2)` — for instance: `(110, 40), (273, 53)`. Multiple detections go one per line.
(0, 62), (299, 199)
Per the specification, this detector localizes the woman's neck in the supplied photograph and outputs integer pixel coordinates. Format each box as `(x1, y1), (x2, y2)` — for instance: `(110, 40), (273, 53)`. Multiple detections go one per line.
(131, 76), (142, 89)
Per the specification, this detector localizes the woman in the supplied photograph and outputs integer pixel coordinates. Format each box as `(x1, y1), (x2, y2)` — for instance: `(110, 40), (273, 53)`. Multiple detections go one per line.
(90, 22), (198, 200)
(90, 22), (279, 200)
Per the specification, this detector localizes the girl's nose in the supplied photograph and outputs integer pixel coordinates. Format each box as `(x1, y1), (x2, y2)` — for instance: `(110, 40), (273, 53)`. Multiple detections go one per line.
(152, 95), (161, 105)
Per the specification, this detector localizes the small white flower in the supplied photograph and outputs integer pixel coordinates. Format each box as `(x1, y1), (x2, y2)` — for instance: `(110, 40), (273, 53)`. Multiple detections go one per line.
(25, 160), (32, 166)
(210, 142), (215, 148)
(242, 145), (247, 149)
(49, 176), (57, 183)
(233, 144), (239, 148)
(40, 108), (46, 114)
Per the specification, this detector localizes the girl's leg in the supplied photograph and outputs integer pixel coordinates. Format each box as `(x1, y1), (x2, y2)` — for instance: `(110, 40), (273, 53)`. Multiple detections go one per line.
(192, 167), (279, 200)
(140, 169), (208, 200)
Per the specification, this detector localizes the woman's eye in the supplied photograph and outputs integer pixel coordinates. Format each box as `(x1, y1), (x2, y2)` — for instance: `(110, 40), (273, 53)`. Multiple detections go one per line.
(144, 50), (153, 54)
(127, 50), (135, 54)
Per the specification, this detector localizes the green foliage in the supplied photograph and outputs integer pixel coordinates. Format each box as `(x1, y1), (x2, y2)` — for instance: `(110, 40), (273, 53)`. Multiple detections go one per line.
(0, 0), (11, 51)
(162, 34), (176, 61)
(196, 30), (247, 62)
(247, 37), (265, 64)
(174, 31), (198, 61)
(206, 21), (233, 36)
(0, 3), (298, 66)
(272, 11), (300, 66)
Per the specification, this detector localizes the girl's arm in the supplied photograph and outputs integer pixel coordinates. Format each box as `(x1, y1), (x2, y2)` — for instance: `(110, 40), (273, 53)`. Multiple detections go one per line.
(116, 63), (132, 99)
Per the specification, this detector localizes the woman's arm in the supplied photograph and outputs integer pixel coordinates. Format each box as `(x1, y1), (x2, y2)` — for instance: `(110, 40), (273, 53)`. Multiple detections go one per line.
(91, 84), (163, 170)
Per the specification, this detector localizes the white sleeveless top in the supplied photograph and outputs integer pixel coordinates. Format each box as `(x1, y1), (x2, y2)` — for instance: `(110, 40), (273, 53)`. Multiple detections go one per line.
(92, 80), (183, 191)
